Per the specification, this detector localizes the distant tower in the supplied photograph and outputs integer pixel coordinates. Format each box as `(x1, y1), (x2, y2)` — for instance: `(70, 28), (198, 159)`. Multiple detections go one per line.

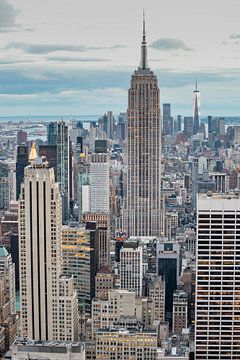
(124, 12), (161, 236)
(193, 80), (200, 135)
(47, 121), (70, 222)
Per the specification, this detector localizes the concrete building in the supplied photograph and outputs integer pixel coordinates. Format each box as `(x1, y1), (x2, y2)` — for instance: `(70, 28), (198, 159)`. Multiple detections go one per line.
(0, 202), (18, 250)
(120, 241), (143, 297)
(9, 339), (85, 360)
(95, 267), (115, 300)
(18, 152), (78, 341)
(96, 327), (157, 360)
(124, 15), (162, 237)
(0, 246), (15, 316)
(0, 247), (18, 352)
(89, 153), (109, 213)
(195, 193), (240, 359)
(147, 276), (165, 323)
(92, 289), (143, 336)
(210, 172), (227, 193)
(172, 290), (188, 335)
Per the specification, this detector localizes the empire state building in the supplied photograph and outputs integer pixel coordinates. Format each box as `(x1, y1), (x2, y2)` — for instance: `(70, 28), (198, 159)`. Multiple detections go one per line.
(124, 16), (162, 237)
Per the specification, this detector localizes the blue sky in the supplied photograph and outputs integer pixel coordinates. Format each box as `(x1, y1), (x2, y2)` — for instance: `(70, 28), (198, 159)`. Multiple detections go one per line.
(0, 0), (240, 116)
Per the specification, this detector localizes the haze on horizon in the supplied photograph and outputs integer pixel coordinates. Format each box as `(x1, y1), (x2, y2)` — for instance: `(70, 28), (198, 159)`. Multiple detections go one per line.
(0, 0), (239, 116)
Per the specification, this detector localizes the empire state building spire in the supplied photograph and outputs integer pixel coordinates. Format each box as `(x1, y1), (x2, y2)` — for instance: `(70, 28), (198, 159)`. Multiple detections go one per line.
(140, 10), (149, 70)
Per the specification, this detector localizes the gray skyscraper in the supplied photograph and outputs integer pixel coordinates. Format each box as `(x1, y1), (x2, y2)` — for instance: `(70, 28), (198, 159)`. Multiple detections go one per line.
(124, 15), (161, 237)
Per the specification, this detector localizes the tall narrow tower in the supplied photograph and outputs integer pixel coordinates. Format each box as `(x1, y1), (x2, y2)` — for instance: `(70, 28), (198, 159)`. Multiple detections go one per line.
(124, 13), (161, 236)
(193, 81), (200, 135)
(19, 147), (78, 341)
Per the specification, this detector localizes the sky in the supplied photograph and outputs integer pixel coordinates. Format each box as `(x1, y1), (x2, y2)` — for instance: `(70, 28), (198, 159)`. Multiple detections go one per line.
(0, 0), (240, 116)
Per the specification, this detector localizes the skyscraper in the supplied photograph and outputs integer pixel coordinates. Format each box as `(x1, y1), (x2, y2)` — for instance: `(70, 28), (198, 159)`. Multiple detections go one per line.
(89, 153), (109, 213)
(193, 81), (200, 135)
(47, 121), (70, 222)
(18, 148), (78, 341)
(120, 241), (143, 297)
(195, 193), (240, 358)
(16, 145), (28, 200)
(124, 14), (161, 237)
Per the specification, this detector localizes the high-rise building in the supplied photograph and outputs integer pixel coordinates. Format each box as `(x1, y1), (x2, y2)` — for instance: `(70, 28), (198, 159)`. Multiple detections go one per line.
(147, 275), (165, 323)
(156, 241), (180, 326)
(0, 177), (9, 211)
(83, 213), (110, 268)
(18, 150), (78, 341)
(89, 153), (109, 213)
(17, 130), (27, 145)
(47, 121), (70, 221)
(0, 245), (16, 316)
(183, 117), (193, 138)
(162, 103), (173, 136)
(16, 145), (28, 200)
(124, 15), (161, 237)
(120, 241), (143, 297)
(0, 246), (18, 352)
(193, 81), (200, 135)
(38, 144), (57, 179)
(95, 267), (115, 300)
(172, 290), (188, 335)
(62, 224), (99, 313)
(195, 193), (240, 358)
(177, 115), (182, 132)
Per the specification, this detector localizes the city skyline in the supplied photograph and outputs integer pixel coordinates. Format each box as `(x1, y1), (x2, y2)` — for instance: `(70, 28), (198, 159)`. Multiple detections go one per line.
(0, 0), (239, 115)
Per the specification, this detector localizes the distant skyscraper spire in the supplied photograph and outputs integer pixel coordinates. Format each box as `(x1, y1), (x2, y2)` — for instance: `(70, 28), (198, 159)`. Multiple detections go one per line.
(193, 80), (200, 135)
(140, 10), (148, 70)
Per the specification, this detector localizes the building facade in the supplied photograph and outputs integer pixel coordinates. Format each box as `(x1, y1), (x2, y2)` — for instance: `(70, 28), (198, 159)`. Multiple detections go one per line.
(124, 16), (161, 237)
(18, 154), (78, 341)
(195, 193), (240, 359)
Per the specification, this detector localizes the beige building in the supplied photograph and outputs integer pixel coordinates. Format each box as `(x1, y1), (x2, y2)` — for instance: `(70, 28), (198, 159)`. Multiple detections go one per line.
(124, 16), (162, 237)
(148, 276), (165, 323)
(18, 152), (78, 341)
(120, 241), (143, 297)
(92, 289), (143, 337)
(95, 267), (115, 300)
(96, 327), (157, 360)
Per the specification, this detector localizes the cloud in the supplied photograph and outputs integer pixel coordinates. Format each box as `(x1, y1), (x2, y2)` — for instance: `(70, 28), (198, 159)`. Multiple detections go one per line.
(230, 33), (240, 39)
(0, 0), (18, 32)
(47, 56), (109, 62)
(7, 42), (126, 54)
(150, 38), (193, 52)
